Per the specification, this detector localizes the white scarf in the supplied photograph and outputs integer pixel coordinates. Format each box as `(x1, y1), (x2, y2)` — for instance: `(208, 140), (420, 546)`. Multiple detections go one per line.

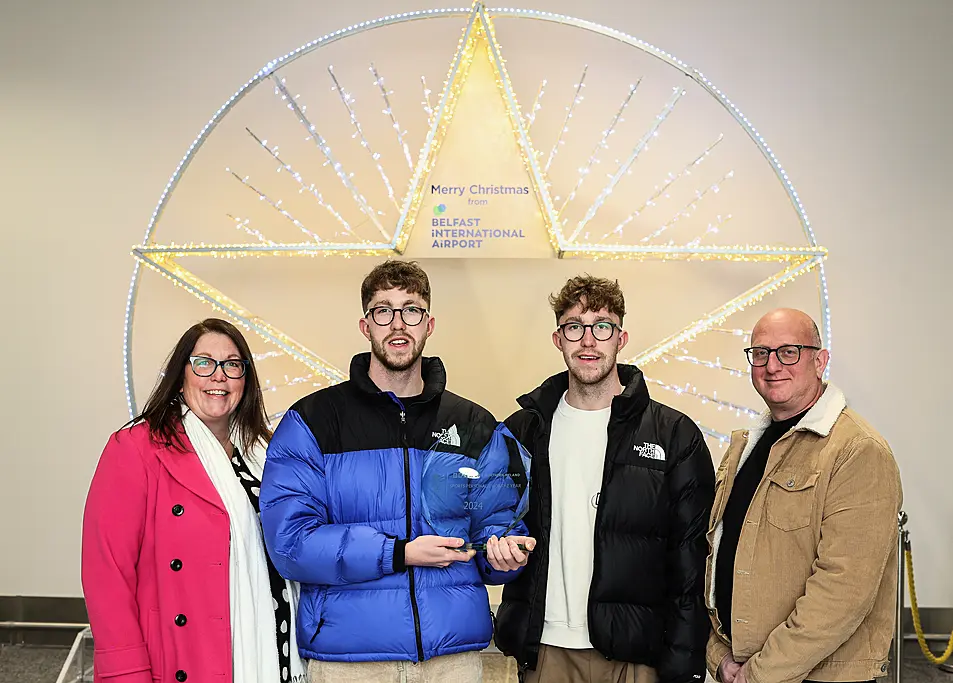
(182, 408), (306, 683)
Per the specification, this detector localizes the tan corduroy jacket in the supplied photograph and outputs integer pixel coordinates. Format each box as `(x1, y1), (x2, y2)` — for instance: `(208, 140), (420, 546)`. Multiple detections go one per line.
(705, 384), (902, 683)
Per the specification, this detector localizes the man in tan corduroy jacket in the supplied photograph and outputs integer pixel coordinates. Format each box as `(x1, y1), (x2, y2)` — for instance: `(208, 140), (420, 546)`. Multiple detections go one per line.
(706, 308), (902, 683)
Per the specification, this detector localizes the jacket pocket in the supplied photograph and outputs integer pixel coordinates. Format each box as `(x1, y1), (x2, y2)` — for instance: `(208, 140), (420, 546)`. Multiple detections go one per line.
(146, 607), (163, 680)
(493, 600), (529, 659)
(305, 589), (327, 644)
(765, 470), (819, 531)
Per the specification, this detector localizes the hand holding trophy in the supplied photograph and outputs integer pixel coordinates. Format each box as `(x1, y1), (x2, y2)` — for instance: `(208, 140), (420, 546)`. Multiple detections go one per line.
(420, 423), (534, 572)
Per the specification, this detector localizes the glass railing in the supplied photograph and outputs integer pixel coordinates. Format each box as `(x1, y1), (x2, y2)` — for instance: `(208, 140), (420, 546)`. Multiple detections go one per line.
(54, 627), (93, 683)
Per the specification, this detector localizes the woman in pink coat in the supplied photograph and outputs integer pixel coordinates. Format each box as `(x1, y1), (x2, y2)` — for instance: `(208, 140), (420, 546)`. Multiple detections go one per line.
(82, 318), (304, 683)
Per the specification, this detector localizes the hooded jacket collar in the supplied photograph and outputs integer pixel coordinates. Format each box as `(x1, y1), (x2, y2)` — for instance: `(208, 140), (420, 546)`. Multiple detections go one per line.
(517, 364), (651, 421)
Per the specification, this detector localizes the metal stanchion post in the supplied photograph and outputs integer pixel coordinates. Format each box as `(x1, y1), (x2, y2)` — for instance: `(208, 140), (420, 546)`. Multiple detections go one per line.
(896, 511), (908, 683)
(898, 511), (953, 675)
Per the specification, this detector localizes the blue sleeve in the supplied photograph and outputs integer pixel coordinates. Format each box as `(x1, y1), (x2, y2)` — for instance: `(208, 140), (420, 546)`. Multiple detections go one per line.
(470, 423), (530, 585)
(260, 410), (399, 585)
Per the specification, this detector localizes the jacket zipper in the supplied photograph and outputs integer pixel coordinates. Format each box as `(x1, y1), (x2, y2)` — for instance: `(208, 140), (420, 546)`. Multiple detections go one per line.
(310, 618), (324, 643)
(524, 408), (548, 669)
(400, 409), (425, 662)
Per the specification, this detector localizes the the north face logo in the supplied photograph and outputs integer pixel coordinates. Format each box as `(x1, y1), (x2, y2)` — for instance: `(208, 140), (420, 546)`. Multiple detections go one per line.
(432, 424), (461, 447)
(634, 442), (666, 461)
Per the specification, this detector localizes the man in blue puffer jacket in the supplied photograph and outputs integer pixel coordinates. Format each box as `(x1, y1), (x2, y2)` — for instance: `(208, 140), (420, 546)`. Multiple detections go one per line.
(260, 260), (535, 683)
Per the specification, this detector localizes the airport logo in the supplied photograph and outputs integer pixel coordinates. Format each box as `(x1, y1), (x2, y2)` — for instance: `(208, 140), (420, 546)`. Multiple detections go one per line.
(433, 203), (447, 216)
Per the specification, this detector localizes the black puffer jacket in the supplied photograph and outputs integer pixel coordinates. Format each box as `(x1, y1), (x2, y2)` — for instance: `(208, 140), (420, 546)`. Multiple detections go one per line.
(495, 365), (715, 682)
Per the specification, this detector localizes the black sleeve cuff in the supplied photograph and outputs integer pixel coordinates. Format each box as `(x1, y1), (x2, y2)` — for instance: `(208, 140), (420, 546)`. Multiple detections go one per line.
(393, 539), (408, 572)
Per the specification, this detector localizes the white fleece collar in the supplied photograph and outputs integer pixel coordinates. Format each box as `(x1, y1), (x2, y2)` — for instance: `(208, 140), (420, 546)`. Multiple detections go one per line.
(737, 383), (846, 471)
(795, 383), (847, 437)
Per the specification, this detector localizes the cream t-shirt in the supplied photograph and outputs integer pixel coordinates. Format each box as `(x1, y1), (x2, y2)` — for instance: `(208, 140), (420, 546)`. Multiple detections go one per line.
(541, 392), (609, 649)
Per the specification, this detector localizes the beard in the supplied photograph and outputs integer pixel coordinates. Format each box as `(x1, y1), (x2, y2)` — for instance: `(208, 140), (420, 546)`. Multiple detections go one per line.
(370, 333), (427, 372)
(566, 350), (618, 387)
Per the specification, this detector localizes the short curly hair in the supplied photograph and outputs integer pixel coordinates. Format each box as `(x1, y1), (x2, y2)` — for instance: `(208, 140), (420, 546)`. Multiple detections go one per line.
(549, 274), (626, 324)
(361, 260), (432, 311)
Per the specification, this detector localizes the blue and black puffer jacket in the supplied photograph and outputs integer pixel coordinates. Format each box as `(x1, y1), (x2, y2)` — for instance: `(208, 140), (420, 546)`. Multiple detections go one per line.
(260, 353), (528, 662)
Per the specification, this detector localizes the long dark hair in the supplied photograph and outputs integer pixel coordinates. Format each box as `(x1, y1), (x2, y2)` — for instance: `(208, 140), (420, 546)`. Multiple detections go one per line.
(129, 318), (272, 455)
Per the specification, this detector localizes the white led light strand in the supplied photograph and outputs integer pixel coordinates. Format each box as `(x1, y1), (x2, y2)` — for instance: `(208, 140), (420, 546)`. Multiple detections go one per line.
(640, 170), (735, 244)
(327, 65), (399, 209)
(599, 134), (724, 242)
(661, 352), (750, 377)
(644, 377), (759, 419)
(225, 214), (276, 245)
(709, 327), (751, 337)
(244, 128), (358, 240)
(271, 75), (391, 241)
(524, 78), (547, 131)
(569, 86), (685, 243)
(370, 63), (415, 171)
(559, 80), (639, 216)
(696, 423), (730, 445)
(226, 169), (323, 242)
(253, 350), (285, 361)
(544, 65), (587, 174)
(420, 75), (434, 121)
(267, 410), (287, 425)
(684, 214), (733, 248)
(263, 374), (323, 392)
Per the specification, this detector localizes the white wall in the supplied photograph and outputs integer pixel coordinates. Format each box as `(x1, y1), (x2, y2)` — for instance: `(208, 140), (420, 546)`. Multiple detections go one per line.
(2, 0), (951, 603)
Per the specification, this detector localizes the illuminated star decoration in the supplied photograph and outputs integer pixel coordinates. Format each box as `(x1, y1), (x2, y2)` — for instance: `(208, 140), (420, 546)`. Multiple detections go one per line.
(126, 2), (829, 446)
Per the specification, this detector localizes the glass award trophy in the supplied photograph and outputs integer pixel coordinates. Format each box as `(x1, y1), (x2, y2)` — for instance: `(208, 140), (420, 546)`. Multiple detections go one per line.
(420, 423), (531, 552)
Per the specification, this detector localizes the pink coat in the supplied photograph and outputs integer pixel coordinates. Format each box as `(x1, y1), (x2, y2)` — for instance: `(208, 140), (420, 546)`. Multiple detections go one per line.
(82, 422), (232, 683)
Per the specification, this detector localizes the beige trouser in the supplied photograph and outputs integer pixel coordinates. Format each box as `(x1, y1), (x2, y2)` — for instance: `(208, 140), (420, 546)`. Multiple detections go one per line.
(308, 650), (482, 683)
(523, 645), (658, 683)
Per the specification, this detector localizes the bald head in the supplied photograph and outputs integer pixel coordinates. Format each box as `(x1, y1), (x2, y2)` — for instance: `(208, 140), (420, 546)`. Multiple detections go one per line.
(748, 308), (828, 420)
(752, 308), (822, 349)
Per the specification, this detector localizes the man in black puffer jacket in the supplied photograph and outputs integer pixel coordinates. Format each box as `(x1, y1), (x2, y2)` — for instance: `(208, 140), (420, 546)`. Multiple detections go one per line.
(496, 275), (715, 683)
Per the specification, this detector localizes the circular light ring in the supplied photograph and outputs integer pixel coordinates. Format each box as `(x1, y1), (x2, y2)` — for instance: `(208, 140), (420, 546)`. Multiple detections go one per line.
(124, 6), (830, 416)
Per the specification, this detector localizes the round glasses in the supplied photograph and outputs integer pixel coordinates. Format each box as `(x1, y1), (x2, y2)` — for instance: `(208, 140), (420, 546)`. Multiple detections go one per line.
(743, 344), (820, 367)
(557, 321), (619, 342)
(189, 355), (249, 379)
(365, 305), (428, 326)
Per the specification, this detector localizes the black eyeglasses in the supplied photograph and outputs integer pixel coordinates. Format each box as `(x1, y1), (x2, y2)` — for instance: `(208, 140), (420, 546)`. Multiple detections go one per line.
(365, 305), (428, 326)
(557, 321), (620, 342)
(189, 356), (249, 379)
(743, 345), (820, 367)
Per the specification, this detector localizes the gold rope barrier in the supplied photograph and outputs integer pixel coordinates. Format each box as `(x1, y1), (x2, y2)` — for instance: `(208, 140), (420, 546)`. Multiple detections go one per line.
(904, 534), (953, 665)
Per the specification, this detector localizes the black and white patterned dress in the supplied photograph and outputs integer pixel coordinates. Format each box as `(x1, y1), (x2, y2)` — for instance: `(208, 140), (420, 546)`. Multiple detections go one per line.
(229, 448), (293, 683)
